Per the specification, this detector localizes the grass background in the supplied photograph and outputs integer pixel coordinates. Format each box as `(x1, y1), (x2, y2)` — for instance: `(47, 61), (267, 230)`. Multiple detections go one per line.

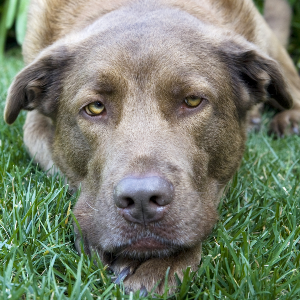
(1, 1), (300, 299)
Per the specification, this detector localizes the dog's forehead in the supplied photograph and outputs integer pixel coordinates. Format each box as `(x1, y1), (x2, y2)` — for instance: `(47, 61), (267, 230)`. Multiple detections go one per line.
(73, 6), (223, 81)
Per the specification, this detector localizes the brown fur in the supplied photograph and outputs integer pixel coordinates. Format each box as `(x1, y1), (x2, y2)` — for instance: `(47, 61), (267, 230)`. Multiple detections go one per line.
(264, 0), (291, 48)
(4, 0), (300, 294)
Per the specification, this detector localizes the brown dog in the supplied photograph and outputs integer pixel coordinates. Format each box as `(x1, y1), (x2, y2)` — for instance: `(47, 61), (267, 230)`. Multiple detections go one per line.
(4, 0), (300, 294)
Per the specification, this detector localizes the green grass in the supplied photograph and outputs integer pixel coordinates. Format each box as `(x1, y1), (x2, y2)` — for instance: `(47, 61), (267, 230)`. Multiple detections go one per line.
(1, 46), (300, 300)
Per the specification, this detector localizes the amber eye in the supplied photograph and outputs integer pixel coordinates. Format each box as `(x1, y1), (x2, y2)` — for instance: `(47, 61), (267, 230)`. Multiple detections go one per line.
(184, 96), (203, 108)
(84, 101), (105, 116)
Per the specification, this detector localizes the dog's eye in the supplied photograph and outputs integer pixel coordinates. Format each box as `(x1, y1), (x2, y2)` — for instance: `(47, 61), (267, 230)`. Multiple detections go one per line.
(84, 101), (105, 116)
(184, 96), (203, 108)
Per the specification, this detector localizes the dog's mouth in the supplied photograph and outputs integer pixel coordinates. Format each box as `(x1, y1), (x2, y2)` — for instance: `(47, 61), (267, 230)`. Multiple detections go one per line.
(111, 235), (182, 260)
(124, 237), (167, 252)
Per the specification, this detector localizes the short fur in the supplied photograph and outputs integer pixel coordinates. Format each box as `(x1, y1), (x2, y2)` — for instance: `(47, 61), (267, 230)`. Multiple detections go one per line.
(4, 0), (300, 293)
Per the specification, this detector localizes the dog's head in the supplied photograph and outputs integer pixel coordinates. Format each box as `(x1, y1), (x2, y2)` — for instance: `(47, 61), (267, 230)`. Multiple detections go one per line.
(5, 5), (292, 263)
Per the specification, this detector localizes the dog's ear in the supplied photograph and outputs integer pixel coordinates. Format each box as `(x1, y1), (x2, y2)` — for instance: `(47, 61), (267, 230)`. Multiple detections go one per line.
(4, 46), (71, 124)
(219, 42), (292, 111)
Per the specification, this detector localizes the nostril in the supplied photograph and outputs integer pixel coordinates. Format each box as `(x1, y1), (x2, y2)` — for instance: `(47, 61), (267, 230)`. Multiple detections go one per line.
(149, 195), (165, 206)
(125, 197), (134, 208)
(149, 195), (159, 205)
(117, 196), (135, 209)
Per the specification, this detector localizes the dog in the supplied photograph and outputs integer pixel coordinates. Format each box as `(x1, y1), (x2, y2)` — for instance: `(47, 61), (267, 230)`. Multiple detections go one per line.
(4, 0), (300, 294)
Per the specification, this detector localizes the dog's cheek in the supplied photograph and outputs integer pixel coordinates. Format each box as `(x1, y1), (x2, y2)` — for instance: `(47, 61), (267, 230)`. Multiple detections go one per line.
(69, 125), (121, 250)
(203, 114), (246, 185)
(52, 122), (91, 185)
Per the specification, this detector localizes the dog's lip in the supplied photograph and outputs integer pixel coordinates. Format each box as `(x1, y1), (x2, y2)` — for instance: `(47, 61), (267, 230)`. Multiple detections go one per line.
(124, 237), (168, 251)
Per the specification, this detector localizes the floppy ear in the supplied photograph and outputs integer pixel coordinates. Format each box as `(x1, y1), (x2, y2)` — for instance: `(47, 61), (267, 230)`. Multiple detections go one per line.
(219, 42), (293, 112)
(4, 46), (71, 124)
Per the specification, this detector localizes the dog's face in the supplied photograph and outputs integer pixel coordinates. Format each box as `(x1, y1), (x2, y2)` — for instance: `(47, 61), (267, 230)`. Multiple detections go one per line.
(5, 7), (292, 266)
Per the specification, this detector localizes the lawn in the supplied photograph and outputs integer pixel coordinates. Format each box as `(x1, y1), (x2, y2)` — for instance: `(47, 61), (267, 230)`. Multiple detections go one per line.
(1, 6), (300, 300)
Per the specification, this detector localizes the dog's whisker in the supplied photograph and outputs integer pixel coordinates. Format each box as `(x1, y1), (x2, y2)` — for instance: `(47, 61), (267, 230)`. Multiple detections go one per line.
(85, 201), (99, 211)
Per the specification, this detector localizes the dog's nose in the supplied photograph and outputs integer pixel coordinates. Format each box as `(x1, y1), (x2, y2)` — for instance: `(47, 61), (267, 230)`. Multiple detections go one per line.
(113, 176), (174, 224)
